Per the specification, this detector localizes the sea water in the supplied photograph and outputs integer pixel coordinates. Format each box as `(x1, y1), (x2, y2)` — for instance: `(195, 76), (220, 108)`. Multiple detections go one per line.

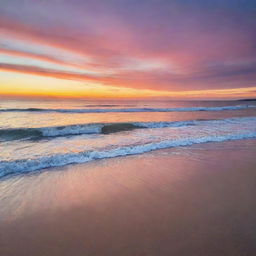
(0, 99), (256, 178)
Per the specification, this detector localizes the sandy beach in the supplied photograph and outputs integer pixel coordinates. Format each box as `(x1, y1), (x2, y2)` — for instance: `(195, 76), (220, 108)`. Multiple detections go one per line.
(1, 139), (256, 256)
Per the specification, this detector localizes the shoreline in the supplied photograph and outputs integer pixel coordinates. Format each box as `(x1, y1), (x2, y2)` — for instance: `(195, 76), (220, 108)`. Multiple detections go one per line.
(1, 139), (256, 255)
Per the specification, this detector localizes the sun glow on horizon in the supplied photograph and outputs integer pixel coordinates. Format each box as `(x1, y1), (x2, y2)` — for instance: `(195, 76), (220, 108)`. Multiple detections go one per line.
(1, 71), (255, 100)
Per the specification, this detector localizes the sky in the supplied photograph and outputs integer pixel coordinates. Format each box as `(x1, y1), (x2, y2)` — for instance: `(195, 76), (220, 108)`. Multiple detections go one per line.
(0, 0), (255, 99)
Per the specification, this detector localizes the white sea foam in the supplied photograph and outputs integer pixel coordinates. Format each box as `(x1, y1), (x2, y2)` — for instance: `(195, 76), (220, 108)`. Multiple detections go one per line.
(1, 132), (255, 178)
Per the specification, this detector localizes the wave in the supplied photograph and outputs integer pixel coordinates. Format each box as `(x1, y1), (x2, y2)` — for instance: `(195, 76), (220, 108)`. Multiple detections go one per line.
(0, 105), (255, 113)
(2, 116), (256, 142)
(0, 120), (196, 141)
(1, 131), (256, 178)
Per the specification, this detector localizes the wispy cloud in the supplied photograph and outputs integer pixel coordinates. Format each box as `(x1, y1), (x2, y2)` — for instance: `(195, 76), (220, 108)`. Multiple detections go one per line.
(0, 0), (255, 98)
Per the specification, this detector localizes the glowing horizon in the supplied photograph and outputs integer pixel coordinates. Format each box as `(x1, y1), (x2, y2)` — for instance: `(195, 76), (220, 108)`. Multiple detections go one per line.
(0, 0), (255, 100)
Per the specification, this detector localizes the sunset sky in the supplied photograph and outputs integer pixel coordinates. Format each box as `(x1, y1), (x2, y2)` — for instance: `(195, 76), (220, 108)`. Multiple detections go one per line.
(0, 0), (255, 99)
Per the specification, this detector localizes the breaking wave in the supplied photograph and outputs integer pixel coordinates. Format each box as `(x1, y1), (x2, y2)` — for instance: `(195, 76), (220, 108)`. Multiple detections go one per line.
(1, 132), (256, 178)
(0, 120), (197, 141)
(1, 117), (255, 142)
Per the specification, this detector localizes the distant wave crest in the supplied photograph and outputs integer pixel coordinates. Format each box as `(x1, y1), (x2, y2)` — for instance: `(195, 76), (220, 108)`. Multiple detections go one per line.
(0, 105), (255, 113)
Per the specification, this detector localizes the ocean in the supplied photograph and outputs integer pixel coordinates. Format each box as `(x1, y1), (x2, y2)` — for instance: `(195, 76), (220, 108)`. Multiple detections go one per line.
(0, 99), (256, 178)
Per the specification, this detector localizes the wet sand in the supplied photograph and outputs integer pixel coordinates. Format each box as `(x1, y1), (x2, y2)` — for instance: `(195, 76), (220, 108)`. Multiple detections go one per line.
(1, 140), (256, 256)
